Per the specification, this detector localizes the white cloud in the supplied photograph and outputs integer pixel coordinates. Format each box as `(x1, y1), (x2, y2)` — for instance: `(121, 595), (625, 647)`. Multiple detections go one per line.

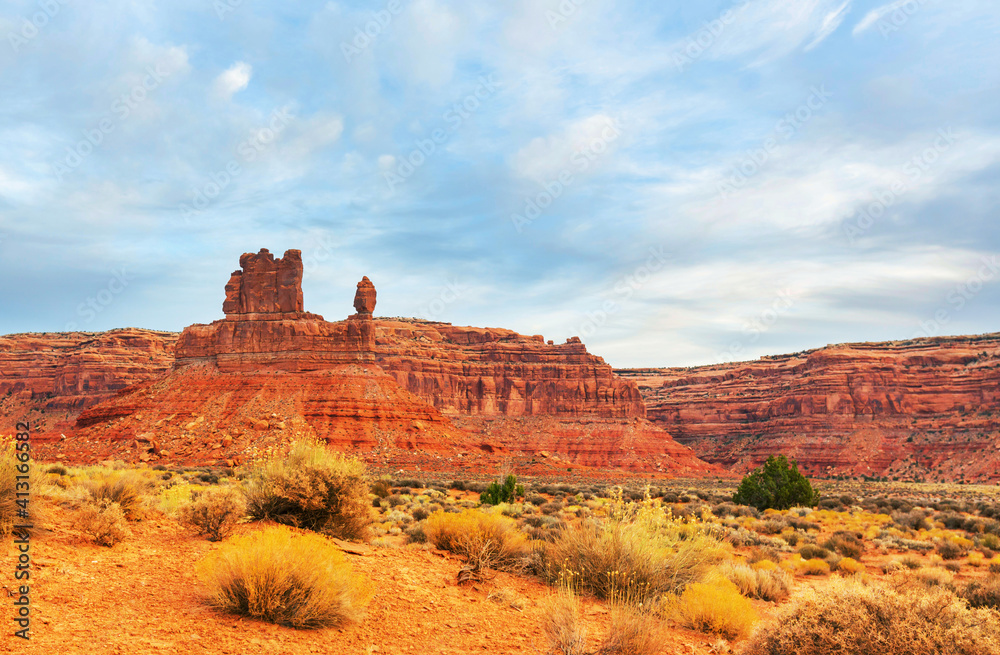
(212, 61), (252, 100)
(646, 128), (1000, 233)
(395, 0), (464, 87)
(707, 0), (853, 65)
(378, 154), (397, 170)
(510, 113), (622, 182)
(853, 0), (911, 35)
(805, 1), (852, 50)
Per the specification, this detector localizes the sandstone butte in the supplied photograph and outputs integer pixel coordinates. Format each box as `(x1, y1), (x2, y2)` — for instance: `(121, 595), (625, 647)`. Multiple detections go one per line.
(4, 248), (716, 477)
(617, 335), (1000, 483)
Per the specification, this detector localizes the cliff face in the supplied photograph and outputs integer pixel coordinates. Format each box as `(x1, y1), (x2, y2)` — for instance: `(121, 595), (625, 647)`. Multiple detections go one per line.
(617, 334), (1000, 482)
(0, 329), (178, 439)
(374, 320), (646, 419)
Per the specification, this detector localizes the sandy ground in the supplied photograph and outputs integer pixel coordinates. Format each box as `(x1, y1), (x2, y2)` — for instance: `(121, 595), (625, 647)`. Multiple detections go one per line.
(1, 505), (726, 655)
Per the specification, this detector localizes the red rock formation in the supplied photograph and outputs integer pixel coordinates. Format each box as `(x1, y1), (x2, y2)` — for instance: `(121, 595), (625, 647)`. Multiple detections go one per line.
(175, 317), (375, 371)
(15, 248), (717, 476)
(0, 329), (177, 440)
(353, 276), (377, 316)
(618, 334), (1000, 483)
(223, 248), (304, 315)
(373, 319), (645, 419)
(67, 363), (473, 467)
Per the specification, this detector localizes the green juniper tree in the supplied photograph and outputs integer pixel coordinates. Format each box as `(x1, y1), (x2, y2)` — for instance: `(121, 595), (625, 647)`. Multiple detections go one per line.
(733, 455), (817, 511)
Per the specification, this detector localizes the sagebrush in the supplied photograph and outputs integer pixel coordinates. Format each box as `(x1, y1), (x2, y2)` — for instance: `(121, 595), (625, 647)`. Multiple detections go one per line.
(540, 491), (721, 603)
(196, 525), (371, 628)
(241, 441), (373, 540)
(180, 487), (245, 541)
(424, 509), (529, 572)
(740, 576), (1000, 655)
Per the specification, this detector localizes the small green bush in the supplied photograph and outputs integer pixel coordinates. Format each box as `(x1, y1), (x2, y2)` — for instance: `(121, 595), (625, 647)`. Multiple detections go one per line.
(733, 455), (816, 511)
(480, 474), (524, 506)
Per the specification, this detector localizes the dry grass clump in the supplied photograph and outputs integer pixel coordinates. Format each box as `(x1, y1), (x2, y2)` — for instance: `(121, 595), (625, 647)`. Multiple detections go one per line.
(720, 562), (791, 601)
(836, 556), (866, 575)
(664, 578), (758, 640)
(77, 499), (132, 546)
(196, 525), (371, 629)
(822, 531), (864, 559)
(241, 441), (374, 541)
(799, 558), (830, 576)
(541, 589), (662, 655)
(179, 487), (245, 541)
(0, 438), (45, 536)
(740, 576), (1000, 655)
(599, 603), (662, 655)
(541, 590), (588, 655)
(958, 575), (1000, 610)
(0, 438), (22, 536)
(424, 509), (528, 572)
(540, 492), (721, 603)
(83, 471), (154, 520)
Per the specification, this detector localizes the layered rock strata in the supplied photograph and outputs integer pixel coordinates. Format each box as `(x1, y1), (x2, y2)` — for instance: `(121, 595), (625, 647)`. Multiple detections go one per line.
(618, 334), (1000, 482)
(0, 329), (177, 439)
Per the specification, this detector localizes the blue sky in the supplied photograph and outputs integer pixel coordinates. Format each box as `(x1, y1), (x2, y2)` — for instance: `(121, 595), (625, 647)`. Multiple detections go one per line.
(1, 0), (998, 367)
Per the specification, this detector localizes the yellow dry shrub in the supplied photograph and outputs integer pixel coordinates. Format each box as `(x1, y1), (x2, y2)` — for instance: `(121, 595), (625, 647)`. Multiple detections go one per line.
(742, 576), (1000, 655)
(241, 440), (373, 541)
(720, 561), (792, 602)
(541, 490), (723, 604)
(752, 559), (778, 572)
(541, 589), (588, 655)
(800, 558), (830, 576)
(0, 437), (47, 536)
(967, 552), (985, 567)
(665, 578), (759, 640)
(196, 525), (371, 628)
(837, 557), (866, 575)
(424, 509), (528, 571)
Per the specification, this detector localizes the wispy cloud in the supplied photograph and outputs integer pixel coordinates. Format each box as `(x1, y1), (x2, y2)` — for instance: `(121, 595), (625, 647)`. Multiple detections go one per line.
(853, 0), (911, 35)
(705, 0), (854, 65)
(805, 1), (852, 50)
(212, 61), (252, 100)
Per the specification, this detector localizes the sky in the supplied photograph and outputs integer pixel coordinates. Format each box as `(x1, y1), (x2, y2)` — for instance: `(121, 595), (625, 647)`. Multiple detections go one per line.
(0, 0), (998, 368)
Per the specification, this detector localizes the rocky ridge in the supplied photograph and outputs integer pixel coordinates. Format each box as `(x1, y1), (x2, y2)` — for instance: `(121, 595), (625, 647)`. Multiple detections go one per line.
(618, 334), (1000, 482)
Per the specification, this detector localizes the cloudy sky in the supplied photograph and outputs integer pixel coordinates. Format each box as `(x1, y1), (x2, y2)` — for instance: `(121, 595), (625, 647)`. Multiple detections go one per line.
(1, 0), (998, 367)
